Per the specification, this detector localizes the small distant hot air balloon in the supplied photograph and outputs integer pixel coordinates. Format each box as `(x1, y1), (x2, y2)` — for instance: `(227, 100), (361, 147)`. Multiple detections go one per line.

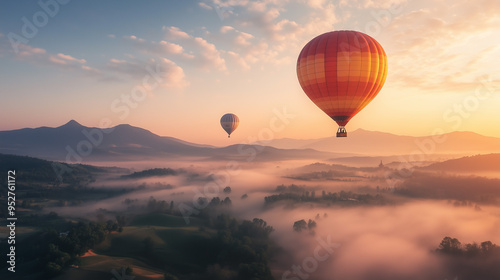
(220, 113), (239, 138)
(297, 30), (388, 137)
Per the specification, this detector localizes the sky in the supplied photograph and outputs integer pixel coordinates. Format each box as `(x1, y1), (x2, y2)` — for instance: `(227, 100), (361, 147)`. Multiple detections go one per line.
(0, 0), (499, 146)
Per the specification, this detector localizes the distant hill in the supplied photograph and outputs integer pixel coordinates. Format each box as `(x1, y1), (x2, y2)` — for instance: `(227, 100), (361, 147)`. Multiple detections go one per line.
(0, 153), (112, 185)
(265, 129), (500, 156)
(4, 121), (497, 163)
(0, 120), (210, 160)
(422, 153), (500, 172)
(329, 154), (458, 167)
(121, 168), (179, 179)
(0, 120), (337, 162)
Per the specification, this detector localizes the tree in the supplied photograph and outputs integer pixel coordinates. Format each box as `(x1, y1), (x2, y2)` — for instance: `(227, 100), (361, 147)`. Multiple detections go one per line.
(222, 197), (232, 205)
(293, 220), (307, 232)
(481, 241), (496, 255)
(437, 236), (462, 255)
(464, 242), (480, 257)
(164, 273), (179, 280)
(116, 215), (127, 227)
(210, 197), (221, 206)
(238, 262), (274, 280)
(45, 262), (62, 276)
(307, 219), (317, 229)
(223, 186), (232, 193)
(125, 266), (133, 275)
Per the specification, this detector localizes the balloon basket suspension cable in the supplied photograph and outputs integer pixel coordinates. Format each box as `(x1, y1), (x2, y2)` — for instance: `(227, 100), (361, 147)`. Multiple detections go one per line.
(336, 126), (347, 137)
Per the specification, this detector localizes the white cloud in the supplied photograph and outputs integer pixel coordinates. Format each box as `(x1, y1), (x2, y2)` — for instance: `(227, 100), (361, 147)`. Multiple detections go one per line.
(220, 25), (235, 33)
(305, 0), (327, 9)
(5, 37), (188, 89)
(234, 31), (254, 46)
(218, 25), (254, 46)
(199, 0), (499, 94)
(384, 0), (500, 92)
(14, 44), (99, 74)
(56, 53), (86, 64)
(162, 26), (227, 71)
(198, 2), (213, 10)
(200, 0), (338, 69)
(226, 50), (250, 70)
(206, 0), (336, 43)
(123, 35), (184, 56)
(163, 26), (190, 40)
(107, 57), (189, 89)
(157, 58), (189, 89)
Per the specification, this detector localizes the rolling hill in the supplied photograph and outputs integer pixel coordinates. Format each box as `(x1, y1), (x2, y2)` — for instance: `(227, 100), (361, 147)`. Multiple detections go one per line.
(421, 153), (500, 172)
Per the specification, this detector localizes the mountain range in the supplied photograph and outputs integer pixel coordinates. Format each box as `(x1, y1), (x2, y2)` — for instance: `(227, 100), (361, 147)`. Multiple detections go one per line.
(421, 153), (500, 172)
(0, 120), (334, 163)
(264, 128), (500, 156)
(1, 120), (500, 164)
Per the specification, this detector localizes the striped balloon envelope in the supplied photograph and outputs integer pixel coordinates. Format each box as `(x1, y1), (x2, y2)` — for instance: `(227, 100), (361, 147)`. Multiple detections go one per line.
(297, 30), (388, 137)
(220, 113), (239, 138)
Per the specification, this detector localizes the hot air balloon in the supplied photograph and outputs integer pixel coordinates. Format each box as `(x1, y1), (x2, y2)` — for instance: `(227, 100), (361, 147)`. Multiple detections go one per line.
(297, 30), (388, 137)
(220, 113), (239, 138)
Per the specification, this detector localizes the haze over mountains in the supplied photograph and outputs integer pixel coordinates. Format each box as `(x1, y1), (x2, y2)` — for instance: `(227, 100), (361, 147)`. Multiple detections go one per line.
(1, 120), (500, 164)
(266, 128), (500, 155)
(0, 120), (333, 162)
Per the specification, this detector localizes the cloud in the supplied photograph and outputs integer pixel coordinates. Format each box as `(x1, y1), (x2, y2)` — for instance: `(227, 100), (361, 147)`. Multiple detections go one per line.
(163, 26), (227, 71)
(107, 57), (189, 89)
(116, 28), (226, 72)
(220, 25), (234, 33)
(199, 0), (498, 93)
(226, 50), (250, 70)
(219, 25), (254, 46)
(56, 53), (86, 64)
(198, 2), (213, 10)
(199, 0), (338, 69)
(158, 58), (190, 89)
(234, 31), (254, 46)
(123, 35), (185, 56)
(162, 26), (190, 40)
(8, 42), (187, 89)
(385, 0), (500, 92)
(341, 0), (407, 9)
(14, 44), (100, 74)
(305, 0), (327, 9)
(207, 0), (337, 42)
(234, 3), (295, 41)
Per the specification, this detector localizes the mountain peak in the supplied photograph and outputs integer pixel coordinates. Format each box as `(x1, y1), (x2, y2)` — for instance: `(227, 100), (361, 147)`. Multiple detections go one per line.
(59, 120), (83, 128)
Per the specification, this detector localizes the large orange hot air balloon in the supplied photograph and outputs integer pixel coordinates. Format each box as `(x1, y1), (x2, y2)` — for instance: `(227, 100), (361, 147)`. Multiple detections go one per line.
(297, 30), (388, 137)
